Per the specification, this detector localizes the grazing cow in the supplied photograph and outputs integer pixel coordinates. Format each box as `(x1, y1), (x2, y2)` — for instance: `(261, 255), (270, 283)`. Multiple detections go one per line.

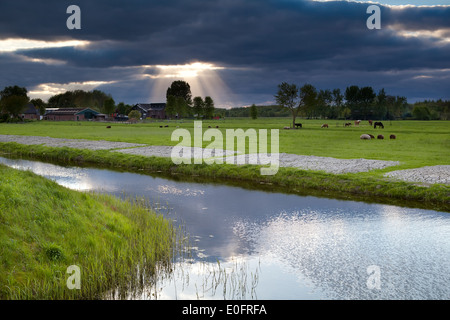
(368, 120), (373, 125)
(321, 124), (328, 128)
(377, 134), (384, 139)
(390, 134), (396, 139)
(360, 134), (371, 140)
(355, 120), (361, 126)
(295, 123), (302, 128)
(106, 126), (111, 129)
(344, 122), (352, 127)
(374, 121), (384, 129)
(160, 125), (163, 128)
(164, 125), (169, 127)
(368, 134), (375, 139)
(216, 125), (219, 128)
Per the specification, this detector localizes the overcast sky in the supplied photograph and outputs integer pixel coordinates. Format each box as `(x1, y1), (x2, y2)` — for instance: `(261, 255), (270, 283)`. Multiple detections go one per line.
(0, 0), (449, 108)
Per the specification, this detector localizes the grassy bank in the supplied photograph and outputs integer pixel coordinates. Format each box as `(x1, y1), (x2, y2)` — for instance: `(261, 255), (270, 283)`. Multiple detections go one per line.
(0, 141), (448, 211)
(0, 164), (179, 300)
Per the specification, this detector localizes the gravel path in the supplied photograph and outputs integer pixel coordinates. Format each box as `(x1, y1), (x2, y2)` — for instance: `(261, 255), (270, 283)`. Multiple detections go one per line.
(385, 165), (450, 185)
(114, 147), (400, 173)
(221, 153), (400, 174)
(1, 134), (448, 184)
(114, 145), (238, 158)
(0, 134), (145, 150)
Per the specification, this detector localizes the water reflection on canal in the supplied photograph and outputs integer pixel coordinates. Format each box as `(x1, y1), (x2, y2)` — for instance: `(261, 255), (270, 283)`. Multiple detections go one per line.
(1, 156), (449, 300)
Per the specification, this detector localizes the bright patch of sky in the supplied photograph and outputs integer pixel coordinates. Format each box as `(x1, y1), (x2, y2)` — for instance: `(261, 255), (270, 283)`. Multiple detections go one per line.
(0, 39), (89, 52)
(370, 0), (450, 5)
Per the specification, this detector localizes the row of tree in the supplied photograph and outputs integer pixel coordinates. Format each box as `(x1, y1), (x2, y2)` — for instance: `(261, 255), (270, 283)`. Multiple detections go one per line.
(1, 83), (448, 122)
(411, 100), (450, 120)
(0, 82), (219, 121)
(164, 80), (216, 119)
(0, 85), (120, 120)
(0, 85), (140, 121)
(48, 90), (117, 115)
(223, 104), (290, 118)
(274, 82), (412, 128)
(224, 98), (449, 121)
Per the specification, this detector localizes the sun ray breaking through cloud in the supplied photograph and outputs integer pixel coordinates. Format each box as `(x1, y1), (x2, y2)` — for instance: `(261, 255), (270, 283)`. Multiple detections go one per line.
(144, 62), (238, 109)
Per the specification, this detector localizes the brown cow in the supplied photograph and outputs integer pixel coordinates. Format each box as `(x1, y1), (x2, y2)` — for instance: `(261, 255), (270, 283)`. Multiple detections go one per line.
(390, 134), (396, 139)
(321, 124), (328, 128)
(344, 122), (352, 127)
(355, 120), (361, 126)
(374, 121), (384, 129)
(377, 134), (384, 139)
(368, 120), (373, 125)
(106, 126), (111, 129)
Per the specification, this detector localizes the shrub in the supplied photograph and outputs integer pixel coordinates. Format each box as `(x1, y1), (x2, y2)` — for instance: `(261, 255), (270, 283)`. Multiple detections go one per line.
(128, 110), (141, 120)
(44, 244), (65, 262)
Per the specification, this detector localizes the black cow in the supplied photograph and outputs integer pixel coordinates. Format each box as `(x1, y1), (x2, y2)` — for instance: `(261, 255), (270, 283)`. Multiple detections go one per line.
(295, 123), (302, 128)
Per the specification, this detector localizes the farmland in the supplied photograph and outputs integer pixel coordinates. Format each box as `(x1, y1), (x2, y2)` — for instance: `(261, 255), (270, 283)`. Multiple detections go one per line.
(0, 118), (448, 169)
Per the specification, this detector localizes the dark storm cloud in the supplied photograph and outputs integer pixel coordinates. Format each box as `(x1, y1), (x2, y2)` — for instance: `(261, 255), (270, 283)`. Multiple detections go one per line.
(0, 0), (449, 104)
(9, 0), (449, 69)
(4, 0), (365, 67)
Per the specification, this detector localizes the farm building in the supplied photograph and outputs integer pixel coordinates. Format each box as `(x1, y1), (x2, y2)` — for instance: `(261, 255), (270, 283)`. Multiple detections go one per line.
(45, 108), (106, 121)
(132, 103), (166, 119)
(21, 103), (40, 120)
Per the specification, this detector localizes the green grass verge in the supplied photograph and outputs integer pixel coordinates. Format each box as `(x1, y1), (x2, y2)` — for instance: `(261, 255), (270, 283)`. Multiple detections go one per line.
(0, 141), (448, 212)
(0, 164), (179, 300)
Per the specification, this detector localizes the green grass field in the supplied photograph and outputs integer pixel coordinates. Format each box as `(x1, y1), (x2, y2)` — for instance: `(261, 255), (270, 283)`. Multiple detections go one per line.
(1, 118), (449, 169)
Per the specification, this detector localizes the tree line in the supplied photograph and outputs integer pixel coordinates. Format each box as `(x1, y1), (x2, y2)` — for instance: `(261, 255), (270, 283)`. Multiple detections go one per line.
(1, 83), (448, 122)
(224, 105), (290, 118)
(0, 85), (136, 122)
(274, 82), (413, 128)
(410, 100), (450, 120)
(47, 90), (139, 117)
(0, 82), (220, 121)
(165, 80), (216, 119)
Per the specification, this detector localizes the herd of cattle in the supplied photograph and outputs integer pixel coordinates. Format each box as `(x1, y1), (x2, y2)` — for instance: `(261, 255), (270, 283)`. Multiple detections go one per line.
(288, 120), (396, 140)
(359, 133), (396, 140)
